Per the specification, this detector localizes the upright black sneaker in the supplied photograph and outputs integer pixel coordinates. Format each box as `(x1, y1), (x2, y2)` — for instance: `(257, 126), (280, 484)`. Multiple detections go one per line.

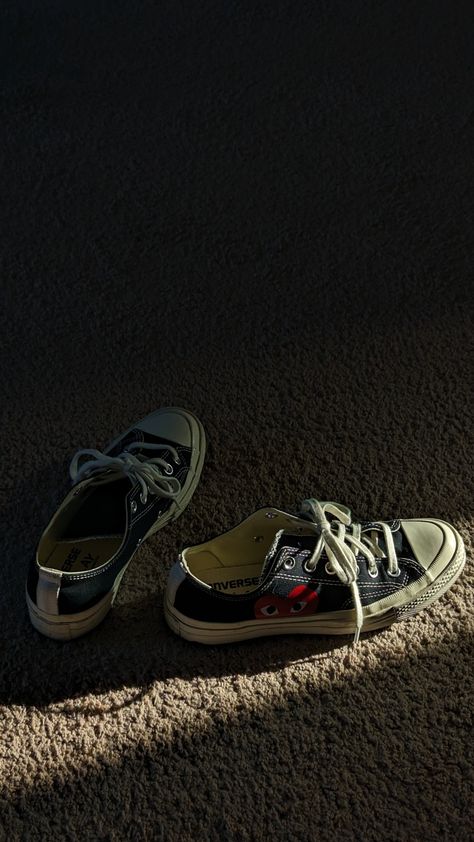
(164, 499), (465, 644)
(27, 408), (206, 639)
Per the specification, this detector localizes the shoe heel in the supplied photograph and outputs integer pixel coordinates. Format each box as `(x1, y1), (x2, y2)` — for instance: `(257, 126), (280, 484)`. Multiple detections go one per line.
(26, 589), (115, 640)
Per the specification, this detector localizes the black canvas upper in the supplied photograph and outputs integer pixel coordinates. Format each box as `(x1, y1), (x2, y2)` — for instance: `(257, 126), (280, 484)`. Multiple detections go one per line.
(173, 523), (426, 624)
(29, 429), (193, 615)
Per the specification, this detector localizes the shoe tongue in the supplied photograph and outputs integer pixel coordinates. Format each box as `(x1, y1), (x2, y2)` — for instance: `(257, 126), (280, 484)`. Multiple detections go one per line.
(260, 530), (318, 579)
(260, 523), (404, 581)
(107, 428), (174, 459)
(106, 428), (144, 458)
(361, 523), (403, 555)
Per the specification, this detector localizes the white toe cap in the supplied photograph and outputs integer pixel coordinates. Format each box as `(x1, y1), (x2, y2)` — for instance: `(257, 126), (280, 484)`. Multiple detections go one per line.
(401, 519), (458, 571)
(136, 407), (195, 447)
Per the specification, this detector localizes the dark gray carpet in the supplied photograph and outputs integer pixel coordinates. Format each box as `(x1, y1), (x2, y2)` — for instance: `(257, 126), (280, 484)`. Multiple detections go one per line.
(1, 1), (473, 840)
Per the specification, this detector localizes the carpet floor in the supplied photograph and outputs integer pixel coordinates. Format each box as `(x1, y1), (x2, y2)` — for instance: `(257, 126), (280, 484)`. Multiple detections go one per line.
(1, 1), (473, 840)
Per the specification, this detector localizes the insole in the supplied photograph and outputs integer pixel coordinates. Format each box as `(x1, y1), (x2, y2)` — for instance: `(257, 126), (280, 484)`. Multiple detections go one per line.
(43, 537), (122, 572)
(198, 563), (264, 594)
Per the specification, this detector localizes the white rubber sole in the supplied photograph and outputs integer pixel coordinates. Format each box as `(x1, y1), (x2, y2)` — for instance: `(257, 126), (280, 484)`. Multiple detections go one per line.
(164, 528), (466, 645)
(26, 586), (117, 641)
(27, 409), (206, 641)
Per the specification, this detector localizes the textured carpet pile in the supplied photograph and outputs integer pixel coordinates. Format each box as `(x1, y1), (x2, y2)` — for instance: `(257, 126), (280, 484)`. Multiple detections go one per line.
(1, 1), (473, 840)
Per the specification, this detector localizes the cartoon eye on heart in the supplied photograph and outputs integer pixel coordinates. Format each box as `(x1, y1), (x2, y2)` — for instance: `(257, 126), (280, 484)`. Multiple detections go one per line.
(259, 603), (280, 617)
(287, 584), (319, 615)
(290, 600), (307, 614)
(254, 584), (319, 620)
(254, 595), (288, 619)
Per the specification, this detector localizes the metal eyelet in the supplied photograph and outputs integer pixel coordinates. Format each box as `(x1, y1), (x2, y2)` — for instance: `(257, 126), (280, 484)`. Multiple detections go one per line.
(173, 455), (181, 465)
(283, 557), (295, 570)
(164, 463), (173, 475)
(388, 567), (401, 577)
(324, 562), (336, 575)
(368, 567), (378, 578)
(140, 494), (147, 505)
(265, 511), (278, 519)
(131, 500), (138, 514)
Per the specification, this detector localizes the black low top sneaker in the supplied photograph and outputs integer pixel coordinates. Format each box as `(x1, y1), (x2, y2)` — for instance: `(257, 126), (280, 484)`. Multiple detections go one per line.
(27, 408), (206, 640)
(164, 499), (465, 644)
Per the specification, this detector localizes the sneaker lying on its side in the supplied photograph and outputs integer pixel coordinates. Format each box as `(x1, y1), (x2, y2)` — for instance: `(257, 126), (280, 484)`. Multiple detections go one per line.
(164, 499), (465, 644)
(27, 407), (206, 640)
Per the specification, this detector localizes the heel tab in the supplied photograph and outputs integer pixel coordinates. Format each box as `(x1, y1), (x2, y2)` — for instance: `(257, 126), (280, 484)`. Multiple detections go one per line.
(36, 568), (62, 615)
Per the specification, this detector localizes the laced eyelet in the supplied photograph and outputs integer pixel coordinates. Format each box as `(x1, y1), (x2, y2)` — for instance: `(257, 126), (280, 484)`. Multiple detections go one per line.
(324, 562), (336, 576)
(388, 567), (401, 577)
(173, 455), (181, 465)
(283, 557), (295, 570)
(140, 494), (147, 505)
(164, 463), (173, 475)
(368, 567), (378, 578)
(303, 561), (315, 574)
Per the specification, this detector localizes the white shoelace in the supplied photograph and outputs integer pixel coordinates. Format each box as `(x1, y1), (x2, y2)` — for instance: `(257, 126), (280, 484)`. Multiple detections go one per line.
(299, 499), (399, 643)
(69, 441), (182, 504)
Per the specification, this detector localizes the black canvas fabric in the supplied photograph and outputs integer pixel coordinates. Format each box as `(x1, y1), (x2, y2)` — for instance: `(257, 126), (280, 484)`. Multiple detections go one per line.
(174, 524), (425, 623)
(28, 432), (193, 614)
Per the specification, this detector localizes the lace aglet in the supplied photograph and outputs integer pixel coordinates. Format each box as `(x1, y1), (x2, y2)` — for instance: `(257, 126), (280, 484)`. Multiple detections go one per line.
(353, 627), (361, 645)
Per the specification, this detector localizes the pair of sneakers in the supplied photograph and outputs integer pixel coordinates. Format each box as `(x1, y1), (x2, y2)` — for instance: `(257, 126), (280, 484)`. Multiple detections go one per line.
(27, 407), (466, 643)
